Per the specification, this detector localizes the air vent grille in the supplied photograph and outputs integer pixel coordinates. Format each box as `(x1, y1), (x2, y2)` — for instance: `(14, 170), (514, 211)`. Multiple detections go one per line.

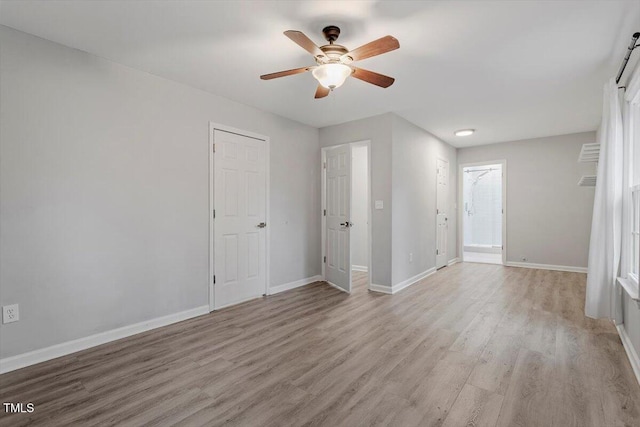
(578, 175), (597, 187)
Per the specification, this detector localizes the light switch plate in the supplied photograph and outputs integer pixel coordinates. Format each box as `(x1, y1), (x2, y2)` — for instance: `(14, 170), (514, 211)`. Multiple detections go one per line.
(375, 200), (384, 210)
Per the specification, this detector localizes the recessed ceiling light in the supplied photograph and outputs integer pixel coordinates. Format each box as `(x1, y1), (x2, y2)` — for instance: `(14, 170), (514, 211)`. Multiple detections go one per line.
(454, 129), (475, 137)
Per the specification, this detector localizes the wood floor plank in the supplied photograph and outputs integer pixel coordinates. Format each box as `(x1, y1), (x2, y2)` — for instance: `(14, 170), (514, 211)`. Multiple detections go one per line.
(467, 332), (522, 395)
(1, 263), (639, 427)
(495, 348), (556, 427)
(408, 350), (478, 426)
(441, 383), (504, 427)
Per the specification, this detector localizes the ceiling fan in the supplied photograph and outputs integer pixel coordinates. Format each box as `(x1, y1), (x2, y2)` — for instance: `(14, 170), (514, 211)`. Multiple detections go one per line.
(260, 26), (399, 99)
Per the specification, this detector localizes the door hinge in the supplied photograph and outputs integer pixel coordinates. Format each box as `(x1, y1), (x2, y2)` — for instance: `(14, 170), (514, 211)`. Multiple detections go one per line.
(213, 275), (216, 284)
(323, 256), (327, 263)
(437, 209), (439, 214)
(436, 249), (439, 255)
(213, 209), (216, 219)
(323, 209), (326, 216)
(213, 144), (216, 153)
(323, 161), (327, 169)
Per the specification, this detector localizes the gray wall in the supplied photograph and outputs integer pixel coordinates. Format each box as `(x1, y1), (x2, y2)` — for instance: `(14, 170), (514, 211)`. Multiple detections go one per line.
(391, 115), (458, 285)
(458, 132), (596, 268)
(319, 113), (458, 287)
(319, 113), (393, 286)
(0, 26), (321, 358)
(351, 145), (368, 270)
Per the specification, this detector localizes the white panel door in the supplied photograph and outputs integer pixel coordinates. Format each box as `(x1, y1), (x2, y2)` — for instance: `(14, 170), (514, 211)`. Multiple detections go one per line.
(436, 158), (449, 269)
(325, 145), (352, 292)
(214, 129), (266, 309)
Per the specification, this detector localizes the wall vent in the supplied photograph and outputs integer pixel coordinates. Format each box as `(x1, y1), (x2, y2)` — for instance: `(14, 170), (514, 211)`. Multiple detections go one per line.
(578, 143), (600, 162)
(578, 175), (597, 187)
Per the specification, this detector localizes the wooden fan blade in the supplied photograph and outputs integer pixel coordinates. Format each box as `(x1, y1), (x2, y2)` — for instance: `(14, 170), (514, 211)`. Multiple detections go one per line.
(351, 67), (395, 88)
(260, 66), (311, 80)
(284, 30), (326, 59)
(341, 35), (399, 62)
(315, 84), (330, 99)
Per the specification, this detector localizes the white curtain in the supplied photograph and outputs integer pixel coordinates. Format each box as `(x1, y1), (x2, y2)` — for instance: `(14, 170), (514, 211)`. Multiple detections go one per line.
(585, 79), (623, 322)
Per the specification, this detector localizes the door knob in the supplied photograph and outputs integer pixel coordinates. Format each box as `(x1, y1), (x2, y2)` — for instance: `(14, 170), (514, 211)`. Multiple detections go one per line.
(340, 221), (353, 228)
(257, 222), (267, 228)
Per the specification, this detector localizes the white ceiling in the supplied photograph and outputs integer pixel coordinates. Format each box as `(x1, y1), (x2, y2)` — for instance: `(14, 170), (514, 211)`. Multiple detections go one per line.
(1, 1), (638, 147)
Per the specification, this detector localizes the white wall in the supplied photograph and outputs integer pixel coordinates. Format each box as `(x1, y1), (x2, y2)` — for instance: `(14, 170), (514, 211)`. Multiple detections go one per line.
(351, 145), (368, 271)
(458, 132), (595, 268)
(391, 115), (458, 285)
(0, 26), (321, 359)
(319, 114), (393, 286)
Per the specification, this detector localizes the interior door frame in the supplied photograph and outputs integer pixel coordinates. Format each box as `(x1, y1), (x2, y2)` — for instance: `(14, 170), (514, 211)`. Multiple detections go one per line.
(321, 140), (372, 293)
(209, 122), (270, 312)
(436, 156), (450, 269)
(458, 159), (507, 266)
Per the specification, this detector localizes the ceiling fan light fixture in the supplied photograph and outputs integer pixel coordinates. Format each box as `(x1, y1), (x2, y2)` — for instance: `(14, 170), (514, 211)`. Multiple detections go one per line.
(454, 129), (475, 137)
(312, 63), (352, 90)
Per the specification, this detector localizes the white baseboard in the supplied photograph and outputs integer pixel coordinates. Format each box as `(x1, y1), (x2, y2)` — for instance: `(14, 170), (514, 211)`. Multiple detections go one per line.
(0, 305), (210, 374)
(505, 261), (587, 273)
(352, 265), (369, 272)
(369, 267), (438, 295)
(617, 324), (640, 386)
(369, 283), (393, 294)
(392, 267), (437, 294)
(268, 275), (323, 295)
(448, 257), (460, 266)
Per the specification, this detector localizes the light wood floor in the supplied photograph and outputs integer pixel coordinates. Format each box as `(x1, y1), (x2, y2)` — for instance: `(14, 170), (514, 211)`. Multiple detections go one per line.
(1, 263), (639, 426)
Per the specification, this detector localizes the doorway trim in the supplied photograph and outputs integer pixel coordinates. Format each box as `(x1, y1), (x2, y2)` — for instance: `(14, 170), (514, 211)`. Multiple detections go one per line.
(321, 140), (372, 293)
(209, 122), (271, 312)
(458, 159), (507, 265)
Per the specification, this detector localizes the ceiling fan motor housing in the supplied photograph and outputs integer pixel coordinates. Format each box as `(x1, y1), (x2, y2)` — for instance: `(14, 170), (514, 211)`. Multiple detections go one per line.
(322, 25), (341, 43)
(317, 26), (351, 64)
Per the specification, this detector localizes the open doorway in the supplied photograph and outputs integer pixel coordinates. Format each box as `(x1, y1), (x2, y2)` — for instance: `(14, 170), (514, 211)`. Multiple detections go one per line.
(460, 161), (506, 265)
(350, 144), (370, 293)
(321, 141), (371, 293)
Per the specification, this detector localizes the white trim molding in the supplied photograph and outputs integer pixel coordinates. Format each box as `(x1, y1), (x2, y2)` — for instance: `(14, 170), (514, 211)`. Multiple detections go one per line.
(448, 257), (461, 266)
(268, 275), (323, 295)
(617, 324), (640, 386)
(352, 265), (369, 272)
(370, 267), (438, 295)
(618, 277), (640, 300)
(0, 305), (209, 374)
(392, 267), (437, 294)
(505, 261), (587, 273)
(369, 283), (393, 294)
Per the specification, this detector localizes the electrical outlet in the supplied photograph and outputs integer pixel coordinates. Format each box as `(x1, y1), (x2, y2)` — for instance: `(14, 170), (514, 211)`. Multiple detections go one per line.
(3, 304), (19, 324)
(409, 253), (413, 262)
